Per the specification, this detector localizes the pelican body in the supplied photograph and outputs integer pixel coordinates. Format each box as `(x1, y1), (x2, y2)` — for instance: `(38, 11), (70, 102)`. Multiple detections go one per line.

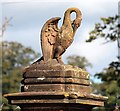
(41, 7), (82, 63)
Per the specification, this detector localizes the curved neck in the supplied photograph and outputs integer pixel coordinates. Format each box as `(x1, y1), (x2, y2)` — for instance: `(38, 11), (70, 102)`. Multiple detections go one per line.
(63, 7), (82, 26)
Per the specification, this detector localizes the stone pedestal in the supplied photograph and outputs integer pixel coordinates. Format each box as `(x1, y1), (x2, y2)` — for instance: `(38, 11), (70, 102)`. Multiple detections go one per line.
(4, 60), (107, 111)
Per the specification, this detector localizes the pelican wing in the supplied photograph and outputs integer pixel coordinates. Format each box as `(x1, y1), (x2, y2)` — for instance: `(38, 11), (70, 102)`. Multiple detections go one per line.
(41, 17), (61, 61)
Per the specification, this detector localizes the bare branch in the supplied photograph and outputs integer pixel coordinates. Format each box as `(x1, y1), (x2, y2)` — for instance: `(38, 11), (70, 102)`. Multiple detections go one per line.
(0, 17), (13, 37)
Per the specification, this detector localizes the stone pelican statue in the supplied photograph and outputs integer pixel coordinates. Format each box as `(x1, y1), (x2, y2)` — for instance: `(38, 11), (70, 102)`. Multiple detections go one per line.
(40, 7), (82, 63)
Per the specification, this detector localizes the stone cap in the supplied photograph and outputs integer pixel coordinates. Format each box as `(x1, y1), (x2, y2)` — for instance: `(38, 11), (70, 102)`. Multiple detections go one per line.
(4, 92), (108, 106)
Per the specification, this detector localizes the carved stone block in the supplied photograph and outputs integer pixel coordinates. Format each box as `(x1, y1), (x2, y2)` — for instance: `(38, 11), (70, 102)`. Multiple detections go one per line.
(21, 84), (91, 93)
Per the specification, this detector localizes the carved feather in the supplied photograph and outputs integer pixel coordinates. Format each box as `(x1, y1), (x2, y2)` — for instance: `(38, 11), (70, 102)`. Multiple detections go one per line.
(41, 17), (61, 61)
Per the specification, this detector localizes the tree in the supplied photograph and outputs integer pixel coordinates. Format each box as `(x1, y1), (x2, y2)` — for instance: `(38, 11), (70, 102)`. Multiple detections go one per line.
(94, 62), (120, 111)
(1, 41), (39, 110)
(66, 55), (92, 70)
(86, 15), (119, 43)
(86, 15), (120, 111)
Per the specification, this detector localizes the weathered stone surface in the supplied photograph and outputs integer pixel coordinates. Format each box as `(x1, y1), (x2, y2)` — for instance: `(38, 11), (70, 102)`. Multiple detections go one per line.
(4, 92), (107, 107)
(23, 70), (89, 79)
(21, 62), (92, 95)
(5, 59), (107, 111)
(21, 84), (91, 93)
(11, 99), (104, 106)
(22, 77), (90, 85)
(23, 63), (89, 81)
(4, 92), (108, 100)
(5, 91), (108, 110)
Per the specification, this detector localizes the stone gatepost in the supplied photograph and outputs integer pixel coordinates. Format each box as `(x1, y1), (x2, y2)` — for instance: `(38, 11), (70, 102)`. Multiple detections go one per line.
(4, 7), (107, 111)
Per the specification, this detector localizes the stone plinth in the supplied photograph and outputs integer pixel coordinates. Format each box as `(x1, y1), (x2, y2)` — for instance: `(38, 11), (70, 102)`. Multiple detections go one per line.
(4, 60), (108, 111)
(5, 92), (107, 111)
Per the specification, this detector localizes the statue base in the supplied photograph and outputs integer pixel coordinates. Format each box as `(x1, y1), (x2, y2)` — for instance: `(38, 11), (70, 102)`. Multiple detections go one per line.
(4, 60), (107, 111)
(5, 92), (107, 111)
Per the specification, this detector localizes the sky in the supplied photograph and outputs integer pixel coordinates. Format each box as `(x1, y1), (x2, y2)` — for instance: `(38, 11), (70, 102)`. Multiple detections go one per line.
(1, 0), (119, 82)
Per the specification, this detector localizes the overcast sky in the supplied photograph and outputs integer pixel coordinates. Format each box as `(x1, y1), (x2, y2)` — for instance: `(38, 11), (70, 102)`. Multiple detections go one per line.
(1, 0), (119, 82)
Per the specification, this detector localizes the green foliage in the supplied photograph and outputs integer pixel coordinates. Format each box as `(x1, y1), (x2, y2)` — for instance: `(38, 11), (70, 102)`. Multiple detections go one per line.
(66, 55), (92, 70)
(86, 15), (119, 42)
(94, 61), (120, 111)
(86, 14), (120, 110)
(1, 41), (39, 110)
